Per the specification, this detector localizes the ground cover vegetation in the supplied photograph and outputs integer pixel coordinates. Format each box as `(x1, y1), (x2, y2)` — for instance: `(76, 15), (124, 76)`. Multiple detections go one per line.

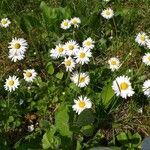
(0, 0), (150, 149)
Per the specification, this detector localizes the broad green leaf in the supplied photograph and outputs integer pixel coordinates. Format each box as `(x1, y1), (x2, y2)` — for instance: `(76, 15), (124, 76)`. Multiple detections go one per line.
(56, 72), (64, 80)
(131, 133), (141, 146)
(47, 64), (54, 75)
(40, 1), (71, 31)
(76, 109), (95, 127)
(55, 104), (72, 137)
(8, 116), (14, 123)
(101, 82), (115, 107)
(117, 132), (129, 145)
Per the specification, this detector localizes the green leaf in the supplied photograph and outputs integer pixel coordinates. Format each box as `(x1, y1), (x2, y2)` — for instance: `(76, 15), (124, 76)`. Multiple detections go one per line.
(81, 125), (94, 137)
(55, 104), (72, 137)
(56, 72), (64, 80)
(42, 126), (60, 149)
(39, 120), (50, 130)
(17, 15), (41, 34)
(8, 116), (14, 123)
(76, 109), (95, 127)
(47, 64), (54, 75)
(131, 133), (141, 146)
(101, 82), (115, 107)
(117, 132), (129, 145)
(40, 1), (71, 32)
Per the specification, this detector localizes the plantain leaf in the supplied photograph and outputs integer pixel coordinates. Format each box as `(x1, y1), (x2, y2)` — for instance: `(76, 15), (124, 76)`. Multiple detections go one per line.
(55, 104), (72, 137)
(101, 82), (114, 107)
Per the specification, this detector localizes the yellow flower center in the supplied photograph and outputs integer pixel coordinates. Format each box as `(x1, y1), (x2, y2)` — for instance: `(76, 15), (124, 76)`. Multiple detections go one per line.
(58, 47), (64, 53)
(80, 52), (86, 58)
(140, 35), (145, 41)
(1, 20), (7, 24)
(8, 80), (14, 86)
(65, 60), (71, 66)
(120, 82), (129, 90)
(79, 76), (86, 83)
(26, 72), (32, 77)
(106, 10), (110, 16)
(111, 60), (117, 65)
(14, 43), (21, 49)
(68, 45), (74, 50)
(73, 20), (77, 24)
(86, 41), (91, 46)
(64, 21), (68, 26)
(79, 101), (86, 108)
(148, 56), (150, 61)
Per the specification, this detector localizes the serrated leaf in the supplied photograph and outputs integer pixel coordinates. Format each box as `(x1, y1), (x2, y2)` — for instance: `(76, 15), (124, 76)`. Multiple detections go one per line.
(55, 104), (72, 137)
(42, 126), (57, 149)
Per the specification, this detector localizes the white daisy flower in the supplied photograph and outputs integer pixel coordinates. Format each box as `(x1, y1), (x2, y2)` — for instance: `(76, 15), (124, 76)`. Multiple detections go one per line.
(23, 69), (37, 82)
(82, 37), (95, 50)
(75, 47), (92, 65)
(108, 57), (120, 71)
(143, 80), (150, 97)
(63, 57), (76, 72)
(8, 53), (25, 62)
(112, 76), (135, 99)
(0, 18), (11, 28)
(146, 39), (150, 49)
(101, 8), (114, 19)
(142, 53), (150, 66)
(72, 96), (92, 115)
(64, 40), (79, 56)
(50, 44), (65, 59)
(50, 48), (57, 59)
(135, 32), (149, 46)
(70, 17), (81, 28)
(70, 72), (90, 88)
(8, 37), (28, 55)
(4, 75), (20, 92)
(60, 19), (71, 30)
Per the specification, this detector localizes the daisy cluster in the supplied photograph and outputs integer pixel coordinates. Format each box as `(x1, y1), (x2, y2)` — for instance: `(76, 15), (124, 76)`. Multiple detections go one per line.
(4, 69), (37, 92)
(61, 17), (81, 30)
(100, 7), (150, 99)
(108, 31), (150, 99)
(50, 37), (94, 88)
(50, 18), (95, 114)
(135, 32), (150, 66)
(1, 18), (37, 92)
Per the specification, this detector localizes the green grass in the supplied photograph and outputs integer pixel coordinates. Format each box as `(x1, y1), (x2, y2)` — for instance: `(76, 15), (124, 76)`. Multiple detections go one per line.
(0, 0), (150, 149)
